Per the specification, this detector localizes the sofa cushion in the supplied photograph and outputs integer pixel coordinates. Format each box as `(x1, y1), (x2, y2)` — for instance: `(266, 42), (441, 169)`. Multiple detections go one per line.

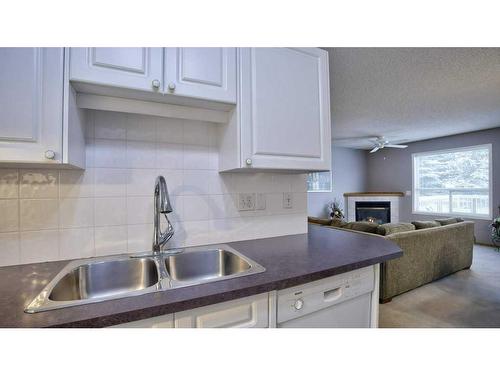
(308, 216), (332, 226)
(377, 223), (415, 236)
(330, 218), (347, 228)
(435, 217), (460, 226)
(412, 220), (441, 229)
(343, 221), (380, 233)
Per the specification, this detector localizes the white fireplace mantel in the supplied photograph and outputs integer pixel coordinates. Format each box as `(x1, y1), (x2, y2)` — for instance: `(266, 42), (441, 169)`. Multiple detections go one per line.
(344, 192), (404, 223)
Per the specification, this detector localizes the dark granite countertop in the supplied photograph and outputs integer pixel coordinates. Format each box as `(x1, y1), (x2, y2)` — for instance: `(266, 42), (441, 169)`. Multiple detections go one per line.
(0, 225), (402, 327)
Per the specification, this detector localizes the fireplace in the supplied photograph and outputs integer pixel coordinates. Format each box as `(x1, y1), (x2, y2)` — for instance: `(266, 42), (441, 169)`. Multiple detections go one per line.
(355, 201), (391, 224)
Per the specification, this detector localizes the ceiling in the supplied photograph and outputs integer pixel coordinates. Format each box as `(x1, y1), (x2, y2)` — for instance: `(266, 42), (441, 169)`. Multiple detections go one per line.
(326, 48), (500, 149)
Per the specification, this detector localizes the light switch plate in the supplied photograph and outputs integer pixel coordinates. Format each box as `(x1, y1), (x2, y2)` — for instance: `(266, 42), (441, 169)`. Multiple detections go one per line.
(283, 192), (293, 209)
(238, 193), (255, 211)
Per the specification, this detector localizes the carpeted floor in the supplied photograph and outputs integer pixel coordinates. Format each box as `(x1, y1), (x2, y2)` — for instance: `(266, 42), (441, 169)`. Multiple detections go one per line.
(379, 244), (500, 328)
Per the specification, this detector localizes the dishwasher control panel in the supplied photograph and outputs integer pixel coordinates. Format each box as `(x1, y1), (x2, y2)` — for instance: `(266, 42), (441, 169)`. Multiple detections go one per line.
(276, 266), (375, 323)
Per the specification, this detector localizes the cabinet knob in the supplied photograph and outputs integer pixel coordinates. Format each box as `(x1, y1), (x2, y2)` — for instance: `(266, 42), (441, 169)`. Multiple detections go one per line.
(44, 150), (56, 160)
(152, 79), (161, 89)
(168, 82), (176, 91)
(245, 158), (252, 166)
(294, 299), (304, 310)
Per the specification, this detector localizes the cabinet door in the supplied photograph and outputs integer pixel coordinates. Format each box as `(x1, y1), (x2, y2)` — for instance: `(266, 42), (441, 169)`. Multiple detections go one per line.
(110, 313), (174, 328)
(70, 48), (163, 92)
(165, 48), (236, 103)
(239, 48), (331, 171)
(0, 48), (64, 164)
(174, 293), (269, 328)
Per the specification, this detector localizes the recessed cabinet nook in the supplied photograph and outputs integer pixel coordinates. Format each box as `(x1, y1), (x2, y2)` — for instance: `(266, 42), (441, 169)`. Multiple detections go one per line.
(0, 47), (331, 172)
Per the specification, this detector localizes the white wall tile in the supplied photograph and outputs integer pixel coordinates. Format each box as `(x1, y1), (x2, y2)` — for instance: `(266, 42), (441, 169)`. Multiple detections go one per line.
(20, 230), (59, 264)
(94, 225), (127, 256)
(94, 168), (127, 197)
(0, 170), (19, 199)
(182, 170), (210, 195)
(183, 145), (210, 170)
(208, 172), (232, 195)
(127, 224), (152, 253)
(59, 228), (95, 260)
(60, 169), (94, 198)
(19, 170), (58, 198)
(183, 120), (210, 146)
(0, 110), (307, 266)
(94, 110), (127, 140)
(156, 143), (183, 169)
(0, 200), (19, 232)
(0, 232), (20, 266)
(94, 139), (126, 168)
(183, 195), (210, 221)
(126, 141), (156, 169)
(127, 196), (153, 225)
(20, 199), (58, 231)
(126, 169), (158, 196)
(127, 114), (157, 142)
(157, 117), (183, 144)
(94, 197), (127, 226)
(60, 198), (94, 228)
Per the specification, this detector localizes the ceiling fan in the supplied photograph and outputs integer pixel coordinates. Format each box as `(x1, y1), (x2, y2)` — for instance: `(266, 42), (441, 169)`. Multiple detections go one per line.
(369, 136), (408, 153)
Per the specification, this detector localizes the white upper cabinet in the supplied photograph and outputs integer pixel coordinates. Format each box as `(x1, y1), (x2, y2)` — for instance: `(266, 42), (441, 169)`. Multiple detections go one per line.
(69, 47), (236, 103)
(219, 48), (331, 172)
(70, 48), (164, 92)
(0, 48), (85, 167)
(164, 48), (236, 103)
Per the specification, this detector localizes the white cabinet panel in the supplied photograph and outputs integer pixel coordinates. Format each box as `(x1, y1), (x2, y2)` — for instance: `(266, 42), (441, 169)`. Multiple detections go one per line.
(70, 48), (163, 92)
(165, 48), (236, 103)
(0, 48), (65, 164)
(111, 313), (174, 328)
(174, 293), (269, 328)
(239, 48), (331, 171)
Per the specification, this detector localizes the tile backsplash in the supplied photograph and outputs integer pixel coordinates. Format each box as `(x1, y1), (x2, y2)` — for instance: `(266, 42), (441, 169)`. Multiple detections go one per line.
(0, 110), (307, 266)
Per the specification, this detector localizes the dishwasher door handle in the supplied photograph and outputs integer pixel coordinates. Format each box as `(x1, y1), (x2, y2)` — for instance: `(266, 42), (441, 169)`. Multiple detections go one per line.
(323, 287), (343, 302)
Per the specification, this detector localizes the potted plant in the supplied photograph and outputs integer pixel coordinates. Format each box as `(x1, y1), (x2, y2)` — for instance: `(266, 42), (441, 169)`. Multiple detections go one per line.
(328, 199), (344, 220)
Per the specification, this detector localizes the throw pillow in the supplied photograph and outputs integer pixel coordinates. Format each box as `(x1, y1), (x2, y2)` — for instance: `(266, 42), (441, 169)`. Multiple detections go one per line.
(435, 217), (459, 226)
(343, 221), (380, 233)
(377, 223), (416, 236)
(330, 218), (347, 228)
(412, 220), (441, 229)
(308, 216), (332, 226)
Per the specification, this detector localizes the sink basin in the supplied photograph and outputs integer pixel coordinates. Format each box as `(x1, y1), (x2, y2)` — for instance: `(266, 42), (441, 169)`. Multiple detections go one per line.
(165, 249), (252, 285)
(25, 245), (265, 313)
(49, 258), (159, 301)
(25, 255), (163, 313)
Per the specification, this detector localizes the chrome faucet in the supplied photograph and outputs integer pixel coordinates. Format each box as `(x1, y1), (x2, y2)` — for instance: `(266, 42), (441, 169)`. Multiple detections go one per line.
(152, 176), (174, 254)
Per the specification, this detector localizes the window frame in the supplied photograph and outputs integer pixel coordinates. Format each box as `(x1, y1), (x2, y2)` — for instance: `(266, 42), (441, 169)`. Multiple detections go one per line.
(412, 144), (493, 220)
(307, 171), (333, 193)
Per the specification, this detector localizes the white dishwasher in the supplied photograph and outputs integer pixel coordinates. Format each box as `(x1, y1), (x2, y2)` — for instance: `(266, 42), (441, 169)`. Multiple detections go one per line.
(277, 266), (375, 328)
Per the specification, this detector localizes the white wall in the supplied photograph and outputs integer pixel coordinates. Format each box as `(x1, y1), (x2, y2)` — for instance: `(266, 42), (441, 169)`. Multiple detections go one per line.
(307, 145), (368, 218)
(0, 110), (307, 266)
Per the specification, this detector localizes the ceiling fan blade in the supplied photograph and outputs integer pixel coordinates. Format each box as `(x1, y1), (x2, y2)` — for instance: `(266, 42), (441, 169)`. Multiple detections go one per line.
(369, 146), (380, 153)
(385, 144), (408, 149)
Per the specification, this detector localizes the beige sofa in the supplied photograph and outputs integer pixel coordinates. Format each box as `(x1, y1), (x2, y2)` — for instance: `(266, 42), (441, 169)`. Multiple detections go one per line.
(309, 218), (474, 302)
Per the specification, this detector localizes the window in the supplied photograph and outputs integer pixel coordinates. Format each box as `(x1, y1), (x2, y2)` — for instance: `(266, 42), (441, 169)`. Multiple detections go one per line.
(412, 144), (492, 219)
(307, 171), (332, 192)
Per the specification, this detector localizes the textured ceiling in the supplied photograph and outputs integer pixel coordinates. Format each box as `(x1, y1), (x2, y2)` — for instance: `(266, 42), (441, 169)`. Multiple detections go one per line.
(326, 48), (500, 149)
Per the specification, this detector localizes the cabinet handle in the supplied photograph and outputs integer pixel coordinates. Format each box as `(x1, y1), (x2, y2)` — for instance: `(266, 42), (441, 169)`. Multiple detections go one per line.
(44, 150), (56, 160)
(245, 158), (252, 166)
(152, 79), (161, 89)
(168, 82), (176, 91)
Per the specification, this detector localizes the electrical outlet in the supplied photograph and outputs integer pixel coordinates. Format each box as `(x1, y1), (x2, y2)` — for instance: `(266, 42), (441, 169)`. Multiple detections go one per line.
(238, 193), (255, 211)
(256, 193), (266, 210)
(283, 192), (293, 209)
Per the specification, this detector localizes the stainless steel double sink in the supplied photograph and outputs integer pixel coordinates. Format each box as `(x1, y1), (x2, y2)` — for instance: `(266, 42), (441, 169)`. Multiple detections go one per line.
(25, 244), (265, 313)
